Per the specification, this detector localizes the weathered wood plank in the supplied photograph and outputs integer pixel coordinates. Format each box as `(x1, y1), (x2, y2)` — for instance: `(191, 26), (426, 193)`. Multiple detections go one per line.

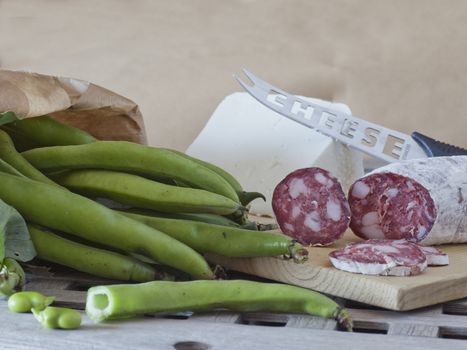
(286, 315), (337, 330)
(348, 307), (467, 328)
(388, 323), (439, 337)
(2, 302), (467, 350)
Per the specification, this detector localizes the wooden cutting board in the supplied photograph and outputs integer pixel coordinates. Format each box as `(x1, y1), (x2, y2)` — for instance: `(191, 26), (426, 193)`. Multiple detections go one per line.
(208, 219), (467, 311)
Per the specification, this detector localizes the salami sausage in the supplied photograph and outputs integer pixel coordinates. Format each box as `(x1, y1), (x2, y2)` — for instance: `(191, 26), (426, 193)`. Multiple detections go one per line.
(348, 156), (467, 245)
(272, 167), (350, 246)
(418, 246), (449, 266)
(329, 239), (427, 276)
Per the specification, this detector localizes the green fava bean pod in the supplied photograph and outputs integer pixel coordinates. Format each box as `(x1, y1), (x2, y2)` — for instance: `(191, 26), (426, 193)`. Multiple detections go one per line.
(32, 307), (81, 330)
(8, 291), (54, 313)
(130, 210), (244, 228)
(86, 280), (352, 331)
(0, 129), (56, 185)
(0, 258), (26, 296)
(51, 169), (242, 215)
(2, 116), (97, 148)
(22, 142), (240, 202)
(0, 173), (214, 280)
(0, 158), (25, 177)
(169, 150), (265, 206)
(121, 212), (308, 261)
(28, 225), (167, 282)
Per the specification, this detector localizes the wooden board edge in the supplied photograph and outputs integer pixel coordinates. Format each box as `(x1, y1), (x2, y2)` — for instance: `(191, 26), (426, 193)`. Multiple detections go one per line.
(207, 254), (404, 310)
(397, 275), (467, 311)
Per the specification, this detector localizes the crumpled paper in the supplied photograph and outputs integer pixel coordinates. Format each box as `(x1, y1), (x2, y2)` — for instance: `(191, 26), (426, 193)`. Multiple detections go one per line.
(0, 69), (147, 144)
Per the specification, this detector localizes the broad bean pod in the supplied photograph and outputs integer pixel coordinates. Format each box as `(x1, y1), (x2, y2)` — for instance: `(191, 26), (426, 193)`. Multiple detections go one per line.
(8, 291), (54, 313)
(169, 150), (265, 206)
(28, 224), (167, 282)
(32, 306), (82, 329)
(2, 116), (96, 149)
(22, 142), (240, 202)
(131, 210), (244, 228)
(86, 280), (352, 331)
(0, 258), (25, 296)
(121, 211), (307, 261)
(0, 158), (25, 177)
(51, 169), (242, 215)
(0, 173), (214, 280)
(0, 130), (55, 185)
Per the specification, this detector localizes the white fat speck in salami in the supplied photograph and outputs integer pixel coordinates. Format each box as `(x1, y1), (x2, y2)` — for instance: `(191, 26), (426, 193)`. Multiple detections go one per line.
(329, 239), (427, 276)
(348, 156), (467, 245)
(418, 246), (449, 266)
(272, 167), (350, 246)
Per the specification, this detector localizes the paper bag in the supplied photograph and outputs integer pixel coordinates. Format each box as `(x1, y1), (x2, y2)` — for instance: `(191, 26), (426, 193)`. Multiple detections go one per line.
(0, 70), (147, 144)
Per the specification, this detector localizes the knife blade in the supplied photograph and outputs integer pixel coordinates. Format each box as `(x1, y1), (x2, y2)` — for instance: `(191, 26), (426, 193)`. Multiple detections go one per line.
(235, 69), (467, 163)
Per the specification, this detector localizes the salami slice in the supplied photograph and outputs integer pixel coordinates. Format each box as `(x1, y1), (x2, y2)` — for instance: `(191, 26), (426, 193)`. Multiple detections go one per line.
(272, 167), (350, 246)
(418, 246), (449, 266)
(329, 239), (427, 276)
(348, 156), (467, 245)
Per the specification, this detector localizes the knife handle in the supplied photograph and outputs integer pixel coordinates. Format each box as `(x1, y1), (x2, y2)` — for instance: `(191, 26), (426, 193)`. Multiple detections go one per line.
(411, 131), (467, 157)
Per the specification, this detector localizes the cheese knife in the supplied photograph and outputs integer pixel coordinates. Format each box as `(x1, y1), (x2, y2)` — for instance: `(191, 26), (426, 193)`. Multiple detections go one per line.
(235, 69), (467, 163)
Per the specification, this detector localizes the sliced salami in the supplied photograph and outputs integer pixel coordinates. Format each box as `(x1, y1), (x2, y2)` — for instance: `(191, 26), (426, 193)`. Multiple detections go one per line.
(348, 156), (467, 245)
(418, 246), (449, 266)
(272, 167), (350, 246)
(329, 239), (427, 276)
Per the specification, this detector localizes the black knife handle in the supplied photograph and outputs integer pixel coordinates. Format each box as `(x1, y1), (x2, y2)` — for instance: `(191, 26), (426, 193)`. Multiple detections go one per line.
(411, 131), (467, 157)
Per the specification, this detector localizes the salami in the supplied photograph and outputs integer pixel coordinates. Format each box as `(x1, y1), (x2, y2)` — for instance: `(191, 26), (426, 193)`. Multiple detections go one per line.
(272, 167), (350, 246)
(348, 156), (467, 245)
(329, 239), (427, 276)
(418, 246), (449, 266)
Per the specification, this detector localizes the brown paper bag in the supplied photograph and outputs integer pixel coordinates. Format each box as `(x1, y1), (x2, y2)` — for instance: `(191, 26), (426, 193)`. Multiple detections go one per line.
(0, 69), (147, 144)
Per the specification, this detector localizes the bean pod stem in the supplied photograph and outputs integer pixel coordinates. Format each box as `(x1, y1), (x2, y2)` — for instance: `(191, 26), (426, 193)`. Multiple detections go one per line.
(86, 280), (352, 331)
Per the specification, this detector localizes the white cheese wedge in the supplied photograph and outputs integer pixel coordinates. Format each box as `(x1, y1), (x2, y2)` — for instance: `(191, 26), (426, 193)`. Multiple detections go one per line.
(186, 92), (364, 216)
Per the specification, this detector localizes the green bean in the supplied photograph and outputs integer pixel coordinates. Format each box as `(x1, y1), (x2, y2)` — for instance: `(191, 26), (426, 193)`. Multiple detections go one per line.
(86, 280), (352, 330)
(169, 150), (265, 206)
(22, 142), (240, 202)
(0, 130), (56, 185)
(51, 169), (242, 215)
(0, 173), (214, 280)
(120, 212), (308, 261)
(2, 116), (97, 148)
(32, 306), (81, 329)
(8, 291), (54, 313)
(28, 224), (169, 282)
(0, 258), (25, 296)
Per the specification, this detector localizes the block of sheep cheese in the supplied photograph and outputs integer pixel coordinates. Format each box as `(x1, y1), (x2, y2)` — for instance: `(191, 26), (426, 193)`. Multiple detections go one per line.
(186, 92), (364, 216)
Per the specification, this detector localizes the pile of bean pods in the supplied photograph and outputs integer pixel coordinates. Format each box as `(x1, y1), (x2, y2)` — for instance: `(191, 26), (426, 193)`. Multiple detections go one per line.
(0, 116), (352, 331)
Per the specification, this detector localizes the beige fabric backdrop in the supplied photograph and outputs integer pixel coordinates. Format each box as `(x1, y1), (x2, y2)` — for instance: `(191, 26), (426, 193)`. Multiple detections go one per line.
(1, 0), (466, 149)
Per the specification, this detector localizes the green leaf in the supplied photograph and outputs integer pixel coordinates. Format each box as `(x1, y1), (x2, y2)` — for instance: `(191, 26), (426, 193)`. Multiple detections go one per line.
(0, 111), (19, 127)
(0, 199), (36, 262)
